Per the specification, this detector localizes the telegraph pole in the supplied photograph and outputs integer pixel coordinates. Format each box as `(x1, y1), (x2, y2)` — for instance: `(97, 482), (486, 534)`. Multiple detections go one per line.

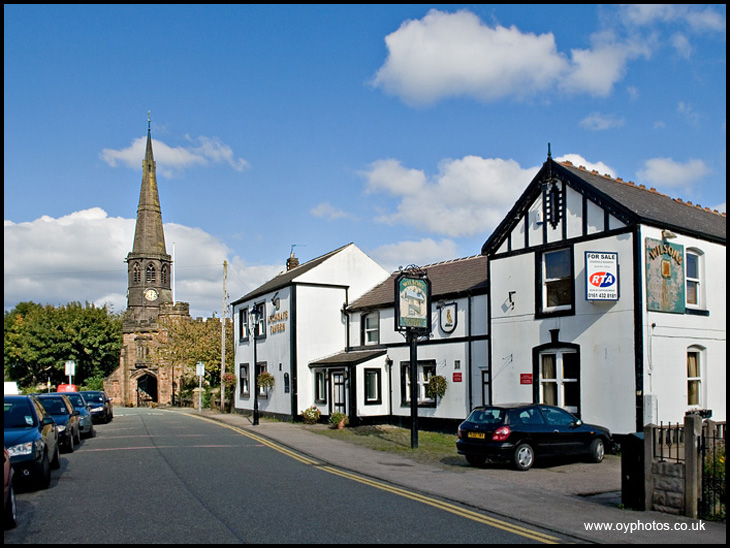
(220, 260), (227, 413)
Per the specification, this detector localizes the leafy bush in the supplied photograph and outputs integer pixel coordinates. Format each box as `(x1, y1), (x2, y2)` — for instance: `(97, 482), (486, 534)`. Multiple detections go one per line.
(301, 406), (321, 424)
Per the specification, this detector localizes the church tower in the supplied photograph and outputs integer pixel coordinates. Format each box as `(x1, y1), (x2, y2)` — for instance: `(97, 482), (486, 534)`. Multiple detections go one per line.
(106, 115), (190, 407)
(124, 116), (173, 322)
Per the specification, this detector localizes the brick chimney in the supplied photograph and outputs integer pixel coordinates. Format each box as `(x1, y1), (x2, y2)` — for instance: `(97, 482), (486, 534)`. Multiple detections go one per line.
(286, 251), (299, 271)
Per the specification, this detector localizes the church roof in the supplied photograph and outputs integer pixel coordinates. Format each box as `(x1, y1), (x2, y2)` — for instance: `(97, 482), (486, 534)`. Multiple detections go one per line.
(130, 122), (168, 258)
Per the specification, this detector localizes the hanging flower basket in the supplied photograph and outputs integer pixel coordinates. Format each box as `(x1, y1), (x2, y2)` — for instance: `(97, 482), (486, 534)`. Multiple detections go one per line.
(257, 371), (275, 391)
(426, 375), (448, 399)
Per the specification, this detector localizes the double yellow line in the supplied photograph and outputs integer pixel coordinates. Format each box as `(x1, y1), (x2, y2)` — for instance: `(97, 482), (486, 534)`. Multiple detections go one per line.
(189, 413), (562, 544)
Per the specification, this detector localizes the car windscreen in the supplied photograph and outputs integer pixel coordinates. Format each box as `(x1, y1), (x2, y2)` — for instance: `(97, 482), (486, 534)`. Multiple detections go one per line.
(82, 392), (103, 403)
(66, 393), (86, 407)
(4, 399), (37, 428)
(465, 407), (505, 424)
(39, 397), (69, 415)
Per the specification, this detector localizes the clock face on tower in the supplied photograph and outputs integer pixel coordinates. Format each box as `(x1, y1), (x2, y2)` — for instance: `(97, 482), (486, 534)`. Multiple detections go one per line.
(144, 288), (159, 301)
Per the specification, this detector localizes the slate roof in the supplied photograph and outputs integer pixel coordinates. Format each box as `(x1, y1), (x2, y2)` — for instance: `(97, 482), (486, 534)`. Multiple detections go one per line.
(348, 255), (488, 311)
(309, 349), (387, 367)
(231, 243), (353, 305)
(482, 158), (726, 255)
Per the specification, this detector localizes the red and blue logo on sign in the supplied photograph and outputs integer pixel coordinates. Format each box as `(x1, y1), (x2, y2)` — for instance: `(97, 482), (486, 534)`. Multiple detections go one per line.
(589, 272), (615, 288)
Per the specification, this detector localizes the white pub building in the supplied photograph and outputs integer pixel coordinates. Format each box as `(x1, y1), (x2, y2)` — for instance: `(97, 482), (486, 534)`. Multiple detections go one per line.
(482, 154), (725, 434)
(232, 153), (725, 435)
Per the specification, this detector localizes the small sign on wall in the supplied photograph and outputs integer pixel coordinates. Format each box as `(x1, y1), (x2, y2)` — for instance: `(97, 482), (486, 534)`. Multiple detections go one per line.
(453, 372), (462, 383)
(520, 373), (533, 385)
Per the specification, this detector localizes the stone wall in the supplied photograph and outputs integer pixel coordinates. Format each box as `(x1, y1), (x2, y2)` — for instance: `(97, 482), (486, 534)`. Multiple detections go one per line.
(651, 460), (685, 515)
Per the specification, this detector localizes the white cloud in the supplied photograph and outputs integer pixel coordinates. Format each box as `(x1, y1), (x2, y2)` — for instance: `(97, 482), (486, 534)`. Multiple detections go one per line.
(100, 135), (249, 177)
(372, 9), (652, 106)
(370, 238), (460, 274)
(555, 154), (617, 178)
(310, 202), (353, 220)
(361, 156), (536, 238)
(4, 209), (132, 313)
(579, 112), (626, 131)
(560, 31), (650, 97)
(372, 10), (569, 106)
(620, 5), (726, 33)
(4, 208), (279, 318)
(636, 157), (710, 192)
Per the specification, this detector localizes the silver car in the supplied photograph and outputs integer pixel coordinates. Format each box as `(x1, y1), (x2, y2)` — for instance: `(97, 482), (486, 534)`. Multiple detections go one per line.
(64, 392), (96, 438)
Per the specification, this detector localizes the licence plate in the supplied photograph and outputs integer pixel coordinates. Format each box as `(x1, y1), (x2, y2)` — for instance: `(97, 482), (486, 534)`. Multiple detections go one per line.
(467, 432), (485, 439)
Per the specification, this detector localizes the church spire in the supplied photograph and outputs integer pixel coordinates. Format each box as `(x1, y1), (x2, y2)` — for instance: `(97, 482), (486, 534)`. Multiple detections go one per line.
(131, 113), (167, 256)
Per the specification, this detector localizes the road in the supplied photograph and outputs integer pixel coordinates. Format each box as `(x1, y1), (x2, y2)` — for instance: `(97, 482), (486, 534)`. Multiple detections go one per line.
(5, 407), (573, 544)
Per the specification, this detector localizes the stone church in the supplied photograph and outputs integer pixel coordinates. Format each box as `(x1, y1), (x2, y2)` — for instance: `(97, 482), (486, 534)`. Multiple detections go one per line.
(105, 119), (190, 406)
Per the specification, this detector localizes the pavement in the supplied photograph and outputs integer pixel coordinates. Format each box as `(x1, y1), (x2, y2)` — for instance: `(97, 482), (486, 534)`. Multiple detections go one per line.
(171, 408), (725, 544)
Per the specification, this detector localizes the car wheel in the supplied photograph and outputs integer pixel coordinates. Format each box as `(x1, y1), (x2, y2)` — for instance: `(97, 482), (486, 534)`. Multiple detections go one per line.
(4, 481), (17, 529)
(589, 438), (605, 463)
(465, 454), (487, 466)
(513, 443), (535, 471)
(36, 449), (52, 490)
(74, 427), (81, 445)
(50, 442), (61, 470)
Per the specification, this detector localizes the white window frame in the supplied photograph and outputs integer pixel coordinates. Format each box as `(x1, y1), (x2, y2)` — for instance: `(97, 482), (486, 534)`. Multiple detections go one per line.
(687, 347), (704, 408)
(685, 249), (704, 309)
(363, 312), (380, 345)
(541, 248), (573, 313)
(401, 361), (436, 406)
(539, 350), (579, 413)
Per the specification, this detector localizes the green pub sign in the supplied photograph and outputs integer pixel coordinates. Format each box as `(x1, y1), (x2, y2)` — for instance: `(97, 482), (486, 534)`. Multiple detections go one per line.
(395, 272), (431, 332)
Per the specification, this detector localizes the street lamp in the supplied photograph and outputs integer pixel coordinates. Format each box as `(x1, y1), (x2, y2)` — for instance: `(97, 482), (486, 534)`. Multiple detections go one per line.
(249, 303), (260, 426)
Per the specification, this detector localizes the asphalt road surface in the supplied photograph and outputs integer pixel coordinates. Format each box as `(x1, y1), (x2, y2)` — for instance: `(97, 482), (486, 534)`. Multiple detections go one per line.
(5, 408), (573, 544)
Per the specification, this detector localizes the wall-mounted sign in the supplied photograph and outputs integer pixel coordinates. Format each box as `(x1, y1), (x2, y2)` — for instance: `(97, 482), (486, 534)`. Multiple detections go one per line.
(439, 302), (457, 333)
(268, 310), (288, 334)
(645, 238), (685, 313)
(453, 372), (462, 383)
(520, 373), (533, 385)
(394, 270), (431, 333)
(585, 252), (619, 301)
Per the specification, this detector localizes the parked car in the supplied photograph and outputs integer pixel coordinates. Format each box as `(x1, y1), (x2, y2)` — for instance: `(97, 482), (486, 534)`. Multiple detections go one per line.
(36, 394), (81, 453)
(64, 392), (96, 438)
(456, 403), (611, 471)
(78, 391), (113, 424)
(3, 395), (60, 490)
(4, 448), (17, 529)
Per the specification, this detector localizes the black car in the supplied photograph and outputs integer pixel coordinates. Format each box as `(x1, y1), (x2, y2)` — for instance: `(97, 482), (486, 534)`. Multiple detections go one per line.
(36, 394), (81, 453)
(456, 403), (611, 471)
(3, 395), (61, 490)
(78, 390), (113, 424)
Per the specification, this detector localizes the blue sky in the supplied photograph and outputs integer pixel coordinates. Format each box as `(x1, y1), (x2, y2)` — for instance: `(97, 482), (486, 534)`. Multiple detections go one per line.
(4, 4), (726, 318)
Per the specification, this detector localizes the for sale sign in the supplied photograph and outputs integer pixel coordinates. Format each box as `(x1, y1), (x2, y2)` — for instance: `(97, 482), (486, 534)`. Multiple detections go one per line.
(585, 252), (619, 301)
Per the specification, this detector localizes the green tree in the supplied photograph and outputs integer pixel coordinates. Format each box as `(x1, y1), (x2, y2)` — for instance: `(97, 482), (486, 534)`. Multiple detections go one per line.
(4, 301), (122, 390)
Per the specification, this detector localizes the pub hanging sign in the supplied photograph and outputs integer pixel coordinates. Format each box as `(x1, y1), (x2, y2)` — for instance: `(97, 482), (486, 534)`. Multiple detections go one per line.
(394, 267), (432, 333)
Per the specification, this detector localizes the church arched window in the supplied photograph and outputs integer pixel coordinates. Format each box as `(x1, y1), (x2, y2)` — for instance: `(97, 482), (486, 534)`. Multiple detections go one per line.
(146, 263), (156, 283)
(133, 263), (141, 284)
(161, 265), (168, 285)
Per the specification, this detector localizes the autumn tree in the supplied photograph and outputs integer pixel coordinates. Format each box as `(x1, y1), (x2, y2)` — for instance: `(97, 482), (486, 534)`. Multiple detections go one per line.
(154, 315), (234, 397)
